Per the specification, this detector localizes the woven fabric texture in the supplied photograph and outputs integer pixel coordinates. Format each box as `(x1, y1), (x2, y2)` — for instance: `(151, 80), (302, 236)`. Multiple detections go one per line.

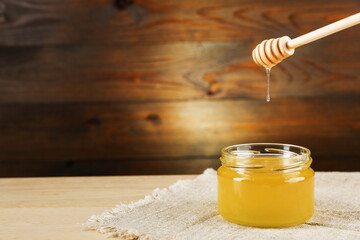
(84, 169), (360, 240)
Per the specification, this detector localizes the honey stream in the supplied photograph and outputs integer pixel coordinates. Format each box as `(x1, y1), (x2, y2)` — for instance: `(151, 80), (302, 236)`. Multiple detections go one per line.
(266, 68), (271, 102)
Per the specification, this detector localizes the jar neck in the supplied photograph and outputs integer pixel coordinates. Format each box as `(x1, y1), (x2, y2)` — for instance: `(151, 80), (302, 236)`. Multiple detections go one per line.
(220, 143), (312, 173)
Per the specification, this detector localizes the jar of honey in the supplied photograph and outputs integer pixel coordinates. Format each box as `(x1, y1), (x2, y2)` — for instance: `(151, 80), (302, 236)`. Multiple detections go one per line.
(218, 143), (314, 227)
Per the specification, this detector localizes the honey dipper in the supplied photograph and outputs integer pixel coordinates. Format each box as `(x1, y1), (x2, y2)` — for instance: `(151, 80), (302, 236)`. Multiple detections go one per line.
(252, 12), (360, 68)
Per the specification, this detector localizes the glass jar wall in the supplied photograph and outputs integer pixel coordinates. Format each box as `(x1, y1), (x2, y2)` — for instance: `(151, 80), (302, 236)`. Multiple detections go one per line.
(218, 143), (314, 227)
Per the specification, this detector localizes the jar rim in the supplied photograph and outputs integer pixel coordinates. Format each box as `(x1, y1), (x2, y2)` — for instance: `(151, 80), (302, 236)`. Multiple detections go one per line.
(220, 143), (311, 172)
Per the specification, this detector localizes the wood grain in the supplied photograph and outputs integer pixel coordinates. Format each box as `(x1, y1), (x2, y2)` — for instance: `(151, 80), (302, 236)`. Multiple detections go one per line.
(0, 175), (196, 240)
(0, 0), (359, 176)
(2, 155), (360, 178)
(0, 175), (196, 207)
(0, 0), (359, 46)
(0, 40), (358, 103)
(0, 97), (359, 176)
(5, 157), (219, 177)
(1, 173), (359, 239)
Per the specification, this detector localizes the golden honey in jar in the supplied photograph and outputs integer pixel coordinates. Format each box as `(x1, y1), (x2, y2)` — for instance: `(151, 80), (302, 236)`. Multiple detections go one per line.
(218, 143), (314, 227)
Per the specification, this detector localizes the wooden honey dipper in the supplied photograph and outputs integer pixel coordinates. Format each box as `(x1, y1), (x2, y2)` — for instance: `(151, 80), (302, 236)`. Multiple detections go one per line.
(252, 12), (360, 68)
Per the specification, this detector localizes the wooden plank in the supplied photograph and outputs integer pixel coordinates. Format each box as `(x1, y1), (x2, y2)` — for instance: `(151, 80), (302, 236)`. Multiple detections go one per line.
(0, 157), (219, 177)
(0, 175), (196, 240)
(0, 0), (102, 46)
(0, 0), (359, 46)
(1, 174), (360, 239)
(0, 97), (358, 165)
(0, 0), (359, 178)
(0, 41), (359, 103)
(0, 175), (196, 207)
(1, 155), (360, 177)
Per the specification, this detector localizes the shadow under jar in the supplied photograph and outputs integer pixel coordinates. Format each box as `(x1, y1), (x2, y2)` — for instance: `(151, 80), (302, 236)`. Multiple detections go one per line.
(217, 143), (314, 227)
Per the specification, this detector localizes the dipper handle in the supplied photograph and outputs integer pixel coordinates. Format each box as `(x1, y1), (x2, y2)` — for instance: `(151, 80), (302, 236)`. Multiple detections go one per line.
(252, 12), (360, 68)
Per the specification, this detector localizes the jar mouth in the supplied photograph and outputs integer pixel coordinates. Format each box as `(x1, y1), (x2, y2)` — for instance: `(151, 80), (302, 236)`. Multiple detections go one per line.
(220, 143), (311, 172)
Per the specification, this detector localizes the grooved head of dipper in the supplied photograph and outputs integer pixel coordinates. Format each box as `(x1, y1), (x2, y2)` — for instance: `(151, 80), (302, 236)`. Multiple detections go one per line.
(252, 36), (295, 68)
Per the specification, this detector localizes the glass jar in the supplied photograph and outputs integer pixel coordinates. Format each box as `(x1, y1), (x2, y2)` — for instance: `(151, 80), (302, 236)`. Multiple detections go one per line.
(218, 143), (314, 227)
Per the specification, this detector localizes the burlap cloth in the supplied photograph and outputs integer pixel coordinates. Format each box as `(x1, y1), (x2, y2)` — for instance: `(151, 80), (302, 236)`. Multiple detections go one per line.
(84, 169), (360, 239)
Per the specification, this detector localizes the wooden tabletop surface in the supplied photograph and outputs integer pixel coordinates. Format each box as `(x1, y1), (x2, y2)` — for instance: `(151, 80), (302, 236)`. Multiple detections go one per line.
(0, 175), (195, 240)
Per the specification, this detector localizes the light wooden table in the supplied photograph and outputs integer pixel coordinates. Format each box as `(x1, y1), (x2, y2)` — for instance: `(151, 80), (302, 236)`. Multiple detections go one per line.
(0, 175), (195, 240)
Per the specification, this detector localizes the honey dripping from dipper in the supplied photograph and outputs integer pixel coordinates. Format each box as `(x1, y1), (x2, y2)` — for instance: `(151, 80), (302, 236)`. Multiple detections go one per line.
(252, 13), (360, 102)
(265, 68), (271, 102)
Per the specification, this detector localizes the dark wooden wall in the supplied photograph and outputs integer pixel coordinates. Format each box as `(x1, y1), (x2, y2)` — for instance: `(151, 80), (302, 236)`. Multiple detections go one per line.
(0, 0), (359, 177)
